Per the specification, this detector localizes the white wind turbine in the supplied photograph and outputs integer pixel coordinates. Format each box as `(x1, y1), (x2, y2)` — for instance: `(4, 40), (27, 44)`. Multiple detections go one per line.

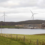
(30, 10), (37, 29)
(1, 12), (7, 34)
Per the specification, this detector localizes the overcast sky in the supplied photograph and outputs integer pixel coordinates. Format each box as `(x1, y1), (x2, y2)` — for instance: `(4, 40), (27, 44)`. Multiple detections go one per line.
(0, 0), (45, 22)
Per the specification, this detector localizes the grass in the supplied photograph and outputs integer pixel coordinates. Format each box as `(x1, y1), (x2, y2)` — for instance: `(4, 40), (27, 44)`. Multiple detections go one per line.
(0, 36), (31, 45)
(0, 36), (27, 45)
(0, 26), (23, 28)
(0, 34), (45, 45)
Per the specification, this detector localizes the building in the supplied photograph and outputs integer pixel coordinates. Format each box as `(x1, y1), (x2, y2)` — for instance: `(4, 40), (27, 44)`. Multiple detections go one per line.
(15, 24), (42, 29)
(15, 24), (24, 27)
(24, 24), (41, 29)
(15, 20), (45, 29)
(41, 23), (45, 29)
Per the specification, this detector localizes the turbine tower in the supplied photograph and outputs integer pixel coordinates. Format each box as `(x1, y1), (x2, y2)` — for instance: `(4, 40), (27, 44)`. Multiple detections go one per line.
(30, 10), (37, 29)
(4, 12), (5, 22)
(2, 12), (7, 22)
(1, 12), (7, 35)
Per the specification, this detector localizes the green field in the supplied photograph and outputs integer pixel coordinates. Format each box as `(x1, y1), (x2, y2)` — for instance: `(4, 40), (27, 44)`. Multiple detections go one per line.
(0, 36), (29, 45)
(0, 26), (23, 28)
(0, 34), (45, 45)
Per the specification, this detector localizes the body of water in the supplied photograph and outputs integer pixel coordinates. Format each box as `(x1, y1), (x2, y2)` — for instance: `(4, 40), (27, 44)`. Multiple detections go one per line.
(0, 28), (45, 35)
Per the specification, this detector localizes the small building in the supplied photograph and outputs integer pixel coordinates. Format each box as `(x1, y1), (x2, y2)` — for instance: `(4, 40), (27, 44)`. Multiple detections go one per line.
(24, 24), (41, 29)
(15, 22), (45, 29)
(15, 24), (24, 27)
(41, 23), (45, 29)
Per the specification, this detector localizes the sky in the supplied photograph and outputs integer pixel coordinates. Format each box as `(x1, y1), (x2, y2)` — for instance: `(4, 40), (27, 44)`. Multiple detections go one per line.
(0, 0), (45, 22)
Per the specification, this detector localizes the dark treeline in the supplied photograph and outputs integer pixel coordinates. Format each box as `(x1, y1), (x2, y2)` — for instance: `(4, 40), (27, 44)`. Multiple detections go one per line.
(0, 20), (45, 26)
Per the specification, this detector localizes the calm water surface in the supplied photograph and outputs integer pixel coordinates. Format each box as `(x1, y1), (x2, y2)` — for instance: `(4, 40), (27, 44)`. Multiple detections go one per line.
(0, 28), (45, 35)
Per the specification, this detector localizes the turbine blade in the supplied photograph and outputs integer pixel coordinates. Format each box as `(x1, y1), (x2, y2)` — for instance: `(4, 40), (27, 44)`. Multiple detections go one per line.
(30, 10), (33, 14)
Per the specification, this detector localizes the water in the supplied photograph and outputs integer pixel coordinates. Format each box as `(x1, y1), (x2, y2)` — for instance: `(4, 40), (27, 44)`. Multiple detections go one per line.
(0, 28), (45, 35)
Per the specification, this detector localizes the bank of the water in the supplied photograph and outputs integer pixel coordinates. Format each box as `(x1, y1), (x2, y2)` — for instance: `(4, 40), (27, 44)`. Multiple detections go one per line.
(0, 26), (23, 28)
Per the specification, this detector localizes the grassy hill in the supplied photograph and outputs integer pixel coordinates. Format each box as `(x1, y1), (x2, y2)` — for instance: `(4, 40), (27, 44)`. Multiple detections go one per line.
(0, 20), (45, 26)
(0, 20), (45, 28)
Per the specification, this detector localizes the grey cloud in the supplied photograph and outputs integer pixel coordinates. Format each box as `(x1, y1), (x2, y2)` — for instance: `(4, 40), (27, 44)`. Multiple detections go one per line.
(9, 0), (45, 8)
(0, 0), (45, 8)
(20, 0), (37, 6)
(37, 0), (45, 8)
(0, 0), (37, 8)
(0, 0), (8, 2)
(11, 0), (37, 8)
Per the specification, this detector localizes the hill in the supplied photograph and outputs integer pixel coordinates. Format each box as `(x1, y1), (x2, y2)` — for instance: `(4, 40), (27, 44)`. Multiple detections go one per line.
(0, 20), (45, 26)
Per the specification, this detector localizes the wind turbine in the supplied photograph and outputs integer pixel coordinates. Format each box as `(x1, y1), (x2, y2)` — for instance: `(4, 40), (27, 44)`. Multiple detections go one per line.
(1, 12), (7, 22)
(1, 12), (7, 35)
(30, 10), (37, 29)
(3, 12), (6, 22)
